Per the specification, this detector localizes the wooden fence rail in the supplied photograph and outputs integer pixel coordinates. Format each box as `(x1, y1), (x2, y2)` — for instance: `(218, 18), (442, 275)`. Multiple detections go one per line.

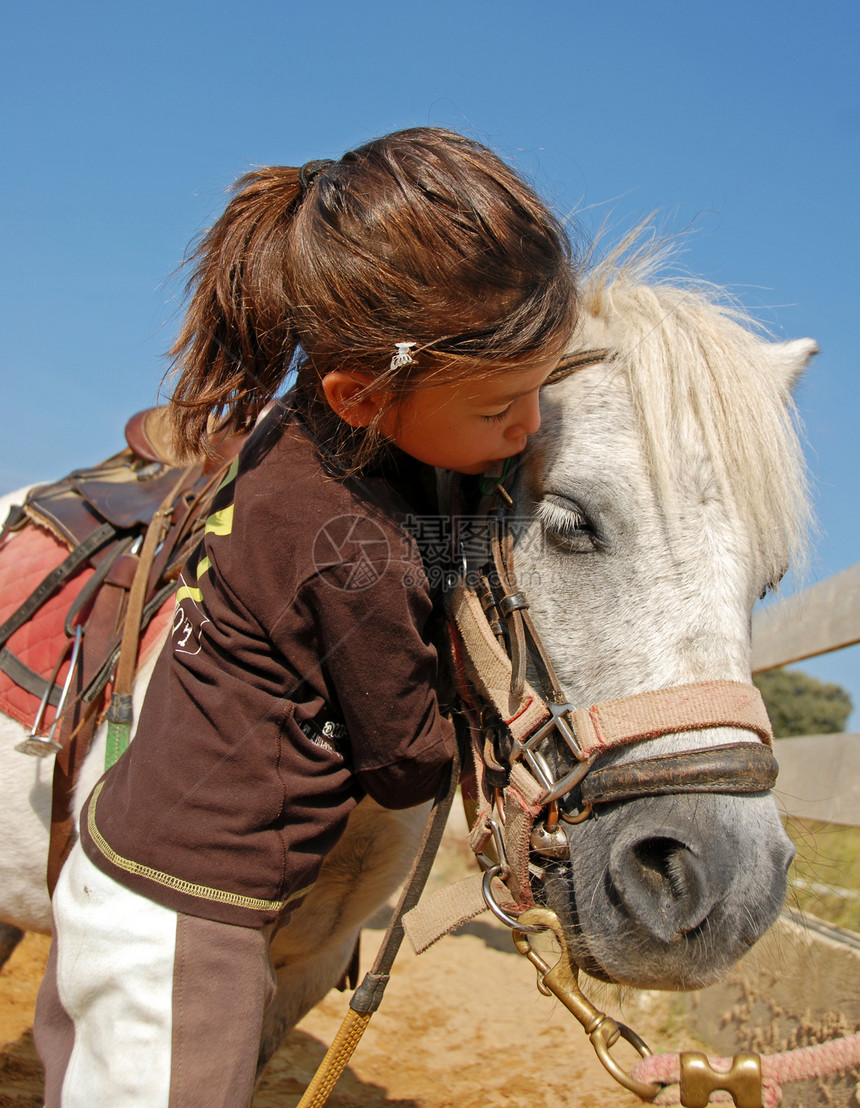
(681, 564), (860, 1107)
(752, 562), (860, 672)
(751, 561), (860, 828)
(773, 733), (860, 826)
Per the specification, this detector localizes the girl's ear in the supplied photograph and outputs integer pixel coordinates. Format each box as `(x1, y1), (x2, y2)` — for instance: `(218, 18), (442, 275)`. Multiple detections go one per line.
(321, 371), (388, 429)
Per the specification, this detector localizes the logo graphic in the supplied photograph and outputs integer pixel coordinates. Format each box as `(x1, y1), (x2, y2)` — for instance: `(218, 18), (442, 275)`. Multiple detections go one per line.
(312, 514), (390, 591)
(171, 572), (210, 655)
(171, 601), (210, 656)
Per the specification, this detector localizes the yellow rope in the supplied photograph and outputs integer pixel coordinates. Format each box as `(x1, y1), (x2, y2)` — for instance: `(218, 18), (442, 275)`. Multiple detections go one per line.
(296, 754), (462, 1107)
(295, 1008), (372, 1108)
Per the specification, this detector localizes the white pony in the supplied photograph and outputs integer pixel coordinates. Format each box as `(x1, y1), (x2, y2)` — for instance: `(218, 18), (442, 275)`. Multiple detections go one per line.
(0, 232), (816, 1073)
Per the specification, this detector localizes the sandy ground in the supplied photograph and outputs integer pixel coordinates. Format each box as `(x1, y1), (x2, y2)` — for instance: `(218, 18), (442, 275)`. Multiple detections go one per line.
(0, 824), (676, 1107)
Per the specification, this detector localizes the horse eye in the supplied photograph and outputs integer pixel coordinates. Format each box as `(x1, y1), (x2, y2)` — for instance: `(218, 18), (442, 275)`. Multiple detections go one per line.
(537, 495), (600, 550)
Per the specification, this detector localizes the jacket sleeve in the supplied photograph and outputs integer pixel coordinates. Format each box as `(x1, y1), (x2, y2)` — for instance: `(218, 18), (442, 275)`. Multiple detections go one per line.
(284, 549), (456, 810)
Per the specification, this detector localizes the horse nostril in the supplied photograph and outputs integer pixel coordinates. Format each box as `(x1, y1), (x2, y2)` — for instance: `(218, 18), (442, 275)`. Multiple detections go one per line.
(635, 838), (692, 900)
(609, 835), (721, 944)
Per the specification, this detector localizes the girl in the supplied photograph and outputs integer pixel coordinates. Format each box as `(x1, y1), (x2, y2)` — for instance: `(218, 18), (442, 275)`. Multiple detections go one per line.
(35, 126), (578, 1106)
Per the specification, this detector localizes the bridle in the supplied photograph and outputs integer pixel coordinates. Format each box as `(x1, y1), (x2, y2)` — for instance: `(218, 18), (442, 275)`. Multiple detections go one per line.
(444, 348), (778, 924)
(473, 476), (776, 816)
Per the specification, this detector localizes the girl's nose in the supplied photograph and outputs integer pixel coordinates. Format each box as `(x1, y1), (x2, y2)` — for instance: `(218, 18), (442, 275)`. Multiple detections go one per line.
(507, 392), (542, 438)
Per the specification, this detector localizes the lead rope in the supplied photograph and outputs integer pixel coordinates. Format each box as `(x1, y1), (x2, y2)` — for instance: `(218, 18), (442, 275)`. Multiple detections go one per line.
(295, 742), (461, 1108)
(512, 888), (860, 1107)
(631, 1036), (860, 1107)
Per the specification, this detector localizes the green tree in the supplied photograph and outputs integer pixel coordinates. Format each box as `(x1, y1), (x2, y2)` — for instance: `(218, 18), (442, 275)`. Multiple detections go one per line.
(753, 667), (853, 738)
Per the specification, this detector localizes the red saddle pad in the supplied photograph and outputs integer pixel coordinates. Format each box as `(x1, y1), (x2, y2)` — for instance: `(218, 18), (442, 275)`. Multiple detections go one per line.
(0, 523), (173, 731)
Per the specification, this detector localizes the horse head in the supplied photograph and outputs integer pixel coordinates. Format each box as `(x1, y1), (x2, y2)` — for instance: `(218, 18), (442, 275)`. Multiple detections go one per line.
(506, 238), (817, 989)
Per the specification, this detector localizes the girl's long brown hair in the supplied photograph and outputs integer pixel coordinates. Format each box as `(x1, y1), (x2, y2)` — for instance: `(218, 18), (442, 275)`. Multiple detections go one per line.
(169, 127), (578, 460)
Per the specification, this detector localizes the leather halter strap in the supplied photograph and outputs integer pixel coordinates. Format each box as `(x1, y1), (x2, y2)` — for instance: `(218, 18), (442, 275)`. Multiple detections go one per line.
(444, 510), (777, 927)
(449, 578), (774, 790)
(452, 494), (774, 776)
(481, 347), (611, 702)
(580, 741), (777, 807)
(545, 348), (611, 384)
(560, 682), (773, 757)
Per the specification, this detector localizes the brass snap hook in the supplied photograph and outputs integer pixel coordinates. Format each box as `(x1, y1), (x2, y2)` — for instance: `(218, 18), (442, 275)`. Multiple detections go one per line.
(513, 907), (662, 1102)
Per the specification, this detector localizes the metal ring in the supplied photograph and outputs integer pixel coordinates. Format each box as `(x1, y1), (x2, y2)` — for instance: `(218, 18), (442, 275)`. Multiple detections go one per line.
(590, 1019), (661, 1101)
(560, 800), (593, 825)
(481, 866), (546, 933)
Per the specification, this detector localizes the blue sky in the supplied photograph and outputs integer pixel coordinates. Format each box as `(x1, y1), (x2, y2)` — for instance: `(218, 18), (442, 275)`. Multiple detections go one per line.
(2, 0), (857, 720)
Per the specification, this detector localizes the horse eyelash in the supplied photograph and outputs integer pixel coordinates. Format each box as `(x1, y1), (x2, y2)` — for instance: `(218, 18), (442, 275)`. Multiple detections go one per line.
(537, 499), (588, 535)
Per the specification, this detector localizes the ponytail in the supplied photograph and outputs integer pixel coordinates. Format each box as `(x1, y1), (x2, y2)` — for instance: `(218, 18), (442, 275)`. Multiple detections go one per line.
(168, 167), (304, 457)
(167, 128), (578, 463)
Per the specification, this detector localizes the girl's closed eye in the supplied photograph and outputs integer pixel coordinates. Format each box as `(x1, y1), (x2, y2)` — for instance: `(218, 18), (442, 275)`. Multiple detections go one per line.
(481, 405), (513, 423)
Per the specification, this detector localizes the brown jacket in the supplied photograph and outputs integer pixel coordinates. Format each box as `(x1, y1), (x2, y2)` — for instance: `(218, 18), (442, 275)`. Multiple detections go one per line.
(81, 409), (455, 928)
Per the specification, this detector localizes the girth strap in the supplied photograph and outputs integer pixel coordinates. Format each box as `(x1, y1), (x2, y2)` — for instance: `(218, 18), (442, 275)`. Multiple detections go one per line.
(0, 647), (63, 705)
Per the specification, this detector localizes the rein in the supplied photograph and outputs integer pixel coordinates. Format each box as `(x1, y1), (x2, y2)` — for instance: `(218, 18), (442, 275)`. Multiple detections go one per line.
(295, 745), (462, 1108)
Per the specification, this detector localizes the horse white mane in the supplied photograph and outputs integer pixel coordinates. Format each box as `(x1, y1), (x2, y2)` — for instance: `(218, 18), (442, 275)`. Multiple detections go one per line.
(571, 227), (812, 583)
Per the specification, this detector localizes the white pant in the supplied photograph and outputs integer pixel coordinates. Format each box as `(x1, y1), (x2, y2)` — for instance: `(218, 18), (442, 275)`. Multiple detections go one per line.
(35, 843), (275, 1107)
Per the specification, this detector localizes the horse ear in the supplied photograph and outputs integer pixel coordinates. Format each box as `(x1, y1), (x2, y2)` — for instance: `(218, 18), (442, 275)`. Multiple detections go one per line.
(770, 337), (819, 392)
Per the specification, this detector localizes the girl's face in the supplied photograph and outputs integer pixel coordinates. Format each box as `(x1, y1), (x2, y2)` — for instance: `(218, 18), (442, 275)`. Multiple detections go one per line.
(381, 357), (557, 475)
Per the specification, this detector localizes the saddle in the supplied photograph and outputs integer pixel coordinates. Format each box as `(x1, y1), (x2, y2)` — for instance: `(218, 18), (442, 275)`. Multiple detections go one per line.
(0, 407), (243, 891)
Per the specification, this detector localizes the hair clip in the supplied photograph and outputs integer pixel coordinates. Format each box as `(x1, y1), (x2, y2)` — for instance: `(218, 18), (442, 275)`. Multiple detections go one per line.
(391, 342), (417, 371)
